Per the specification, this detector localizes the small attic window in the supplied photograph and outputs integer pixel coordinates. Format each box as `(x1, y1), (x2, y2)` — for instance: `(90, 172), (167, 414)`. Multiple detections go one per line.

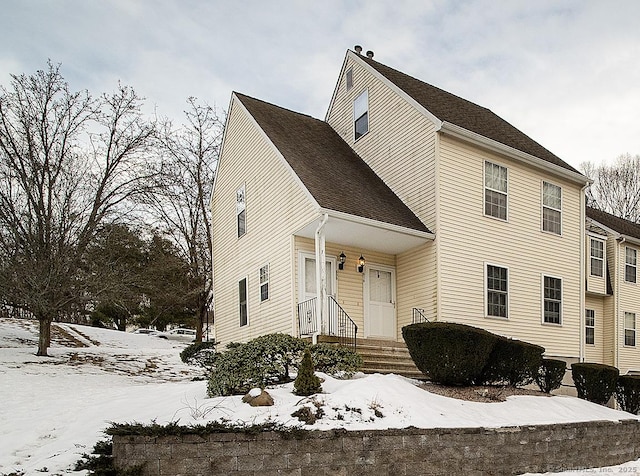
(346, 68), (353, 91)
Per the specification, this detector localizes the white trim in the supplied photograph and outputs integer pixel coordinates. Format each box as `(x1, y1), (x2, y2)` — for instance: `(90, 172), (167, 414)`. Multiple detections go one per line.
(353, 88), (369, 141)
(589, 237), (605, 278)
(585, 309), (595, 346)
(484, 262), (509, 319)
(440, 122), (590, 185)
(363, 263), (397, 339)
(297, 251), (337, 303)
(625, 246), (638, 284)
(541, 180), (563, 236)
(541, 273), (563, 326)
(624, 311), (637, 347)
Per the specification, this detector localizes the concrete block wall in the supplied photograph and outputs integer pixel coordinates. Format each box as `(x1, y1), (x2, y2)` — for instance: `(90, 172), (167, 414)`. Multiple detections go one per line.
(113, 420), (640, 475)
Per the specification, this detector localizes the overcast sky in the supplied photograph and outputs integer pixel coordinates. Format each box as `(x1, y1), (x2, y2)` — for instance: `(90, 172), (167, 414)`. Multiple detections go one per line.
(1, 0), (639, 170)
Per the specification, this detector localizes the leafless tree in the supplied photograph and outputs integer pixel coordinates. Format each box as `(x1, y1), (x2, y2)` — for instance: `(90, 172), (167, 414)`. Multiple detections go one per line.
(145, 98), (222, 341)
(581, 154), (640, 223)
(0, 61), (156, 355)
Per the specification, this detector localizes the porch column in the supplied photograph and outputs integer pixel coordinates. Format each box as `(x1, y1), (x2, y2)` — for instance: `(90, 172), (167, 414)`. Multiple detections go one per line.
(315, 214), (328, 337)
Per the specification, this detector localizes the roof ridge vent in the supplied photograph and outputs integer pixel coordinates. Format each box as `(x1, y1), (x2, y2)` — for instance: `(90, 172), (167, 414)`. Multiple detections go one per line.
(366, 50), (374, 58)
(354, 45), (363, 54)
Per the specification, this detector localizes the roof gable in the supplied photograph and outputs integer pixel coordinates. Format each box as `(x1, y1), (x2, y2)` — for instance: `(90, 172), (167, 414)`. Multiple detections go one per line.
(235, 93), (430, 234)
(355, 53), (580, 175)
(586, 206), (640, 241)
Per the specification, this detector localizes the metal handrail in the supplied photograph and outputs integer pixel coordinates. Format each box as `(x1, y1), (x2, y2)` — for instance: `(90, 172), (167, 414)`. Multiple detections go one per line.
(298, 298), (317, 336)
(328, 296), (358, 351)
(412, 307), (428, 324)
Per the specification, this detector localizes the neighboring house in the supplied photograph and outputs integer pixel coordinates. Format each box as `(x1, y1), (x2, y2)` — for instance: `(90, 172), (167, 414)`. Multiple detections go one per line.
(211, 48), (640, 373)
(585, 207), (640, 374)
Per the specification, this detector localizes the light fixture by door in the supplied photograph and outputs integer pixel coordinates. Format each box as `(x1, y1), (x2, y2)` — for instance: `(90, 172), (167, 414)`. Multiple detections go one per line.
(338, 252), (346, 270)
(357, 254), (366, 273)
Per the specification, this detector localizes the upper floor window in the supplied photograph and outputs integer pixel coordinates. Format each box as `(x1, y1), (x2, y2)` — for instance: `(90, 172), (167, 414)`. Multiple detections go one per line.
(590, 238), (604, 277)
(239, 277), (248, 327)
(236, 184), (246, 238)
(585, 309), (595, 345)
(625, 311), (636, 346)
(259, 264), (269, 302)
(486, 264), (508, 318)
(354, 90), (369, 140)
(484, 161), (507, 220)
(626, 247), (637, 283)
(542, 181), (562, 235)
(543, 275), (562, 324)
(346, 67), (353, 91)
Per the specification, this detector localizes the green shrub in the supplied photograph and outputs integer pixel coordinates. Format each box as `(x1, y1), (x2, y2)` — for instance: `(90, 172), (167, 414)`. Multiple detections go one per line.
(616, 375), (640, 414)
(402, 322), (498, 386)
(536, 359), (566, 393)
(249, 334), (308, 382)
(74, 439), (144, 475)
(180, 341), (217, 369)
(294, 349), (322, 396)
(309, 343), (362, 377)
(571, 362), (619, 405)
(480, 337), (544, 387)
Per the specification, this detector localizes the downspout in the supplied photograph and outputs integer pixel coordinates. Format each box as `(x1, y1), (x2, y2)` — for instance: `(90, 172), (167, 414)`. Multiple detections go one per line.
(579, 184), (588, 363)
(313, 214), (329, 344)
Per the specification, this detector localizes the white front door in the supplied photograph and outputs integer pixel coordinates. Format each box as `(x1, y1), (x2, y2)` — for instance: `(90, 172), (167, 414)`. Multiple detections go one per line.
(365, 265), (396, 339)
(299, 253), (336, 333)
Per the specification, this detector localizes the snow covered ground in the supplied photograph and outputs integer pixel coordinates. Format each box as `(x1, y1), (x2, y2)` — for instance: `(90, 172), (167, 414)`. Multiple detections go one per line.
(1, 318), (639, 475)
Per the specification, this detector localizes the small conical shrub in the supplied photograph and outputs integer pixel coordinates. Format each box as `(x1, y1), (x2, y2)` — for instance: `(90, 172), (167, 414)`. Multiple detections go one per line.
(294, 348), (322, 396)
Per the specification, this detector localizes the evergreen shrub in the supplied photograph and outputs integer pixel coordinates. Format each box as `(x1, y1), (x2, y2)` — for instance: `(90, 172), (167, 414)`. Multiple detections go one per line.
(615, 375), (640, 414)
(402, 322), (498, 385)
(294, 348), (322, 396)
(310, 343), (362, 378)
(480, 337), (545, 387)
(180, 341), (217, 369)
(536, 358), (566, 393)
(571, 362), (619, 405)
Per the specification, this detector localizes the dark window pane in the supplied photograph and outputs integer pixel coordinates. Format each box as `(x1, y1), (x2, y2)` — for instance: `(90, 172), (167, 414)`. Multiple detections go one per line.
(355, 112), (368, 139)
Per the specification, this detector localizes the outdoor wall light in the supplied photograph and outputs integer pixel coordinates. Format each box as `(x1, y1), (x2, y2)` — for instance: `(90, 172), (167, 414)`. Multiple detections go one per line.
(338, 252), (346, 270)
(357, 254), (366, 273)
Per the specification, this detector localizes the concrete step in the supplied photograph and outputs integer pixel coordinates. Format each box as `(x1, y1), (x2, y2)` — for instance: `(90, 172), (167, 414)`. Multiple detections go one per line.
(355, 339), (424, 379)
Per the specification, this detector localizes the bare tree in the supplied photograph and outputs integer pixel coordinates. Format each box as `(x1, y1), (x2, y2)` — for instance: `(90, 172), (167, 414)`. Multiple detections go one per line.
(581, 154), (640, 223)
(0, 61), (156, 355)
(145, 98), (222, 341)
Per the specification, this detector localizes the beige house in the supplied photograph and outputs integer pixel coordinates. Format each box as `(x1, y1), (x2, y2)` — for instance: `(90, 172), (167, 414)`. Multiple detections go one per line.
(211, 48), (637, 374)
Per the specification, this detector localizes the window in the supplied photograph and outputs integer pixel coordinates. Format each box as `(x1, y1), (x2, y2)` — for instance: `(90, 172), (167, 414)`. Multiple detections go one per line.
(542, 181), (562, 235)
(259, 264), (269, 302)
(236, 184), (246, 238)
(625, 311), (636, 346)
(590, 239), (604, 277)
(486, 264), (508, 318)
(239, 277), (248, 327)
(484, 161), (507, 220)
(353, 90), (369, 140)
(346, 67), (353, 91)
(543, 276), (562, 324)
(626, 247), (637, 283)
(585, 309), (595, 345)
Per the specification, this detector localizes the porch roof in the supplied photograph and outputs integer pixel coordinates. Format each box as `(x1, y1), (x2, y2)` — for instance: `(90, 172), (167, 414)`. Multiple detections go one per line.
(295, 211), (433, 255)
(236, 93), (431, 235)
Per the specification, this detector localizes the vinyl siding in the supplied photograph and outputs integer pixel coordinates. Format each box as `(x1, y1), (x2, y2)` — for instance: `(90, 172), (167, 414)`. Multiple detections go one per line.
(437, 134), (582, 358)
(603, 238), (617, 366)
(211, 98), (317, 347)
(397, 243), (437, 335)
(615, 241), (640, 373)
(325, 55), (437, 231)
(584, 295), (605, 363)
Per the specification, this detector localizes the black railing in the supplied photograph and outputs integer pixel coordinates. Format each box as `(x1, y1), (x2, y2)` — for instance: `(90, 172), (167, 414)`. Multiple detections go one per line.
(328, 296), (358, 351)
(412, 307), (428, 324)
(298, 298), (317, 336)
(297, 296), (358, 351)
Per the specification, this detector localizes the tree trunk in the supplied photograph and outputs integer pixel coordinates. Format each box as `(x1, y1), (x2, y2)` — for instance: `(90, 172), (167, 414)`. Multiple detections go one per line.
(37, 318), (52, 356)
(195, 297), (205, 343)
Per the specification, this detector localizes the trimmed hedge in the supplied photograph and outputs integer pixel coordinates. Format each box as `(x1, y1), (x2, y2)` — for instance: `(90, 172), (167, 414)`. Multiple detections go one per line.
(616, 375), (640, 414)
(402, 322), (498, 386)
(536, 359), (566, 393)
(571, 362), (619, 405)
(310, 343), (362, 378)
(480, 337), (544, 387)
(180, 341), (217, 369)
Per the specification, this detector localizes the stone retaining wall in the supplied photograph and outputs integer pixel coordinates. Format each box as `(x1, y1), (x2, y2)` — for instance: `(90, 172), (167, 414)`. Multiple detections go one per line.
(113, 419), (640, 475)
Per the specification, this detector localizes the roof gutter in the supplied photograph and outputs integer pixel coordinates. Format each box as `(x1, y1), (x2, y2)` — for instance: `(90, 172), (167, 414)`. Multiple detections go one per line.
(438, 122), (591, 186)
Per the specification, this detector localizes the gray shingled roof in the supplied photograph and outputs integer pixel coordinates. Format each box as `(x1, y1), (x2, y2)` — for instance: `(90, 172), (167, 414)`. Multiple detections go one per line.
(586, 206), (640, 241)
(236, 93), (430, 233)
(359, 54), (580, 175)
